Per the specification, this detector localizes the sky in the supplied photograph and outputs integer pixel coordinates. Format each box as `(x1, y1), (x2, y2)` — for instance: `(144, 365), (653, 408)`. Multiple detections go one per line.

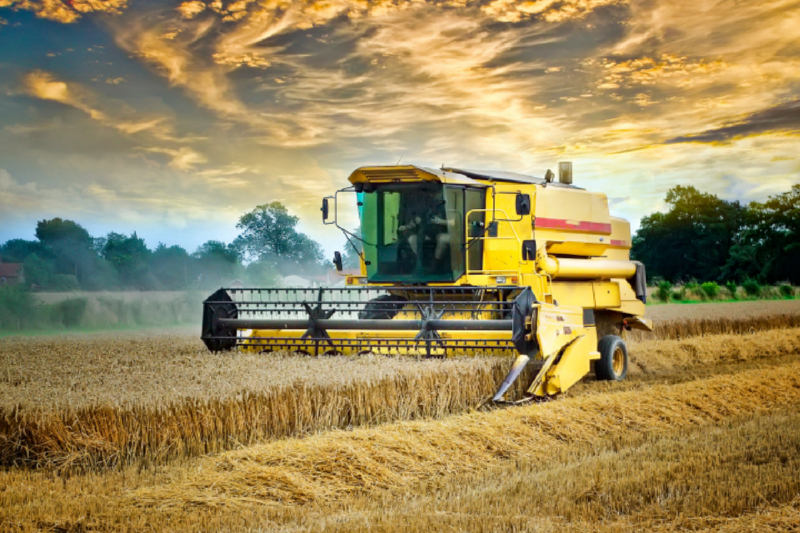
(0, 0), (799, 257)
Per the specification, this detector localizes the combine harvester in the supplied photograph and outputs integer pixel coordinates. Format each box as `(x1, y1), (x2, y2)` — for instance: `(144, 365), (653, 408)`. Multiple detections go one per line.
(202, 163), (652, 402)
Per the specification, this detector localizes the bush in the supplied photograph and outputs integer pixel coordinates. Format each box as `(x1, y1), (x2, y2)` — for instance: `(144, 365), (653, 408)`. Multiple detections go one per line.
(743, 278), (761, 297)
(684, 281), (700, 291)
(671, 290), (685, 301)
(53, 298), (88, 327)
(726, 281), (738, 300)
(779, 284), (794, 298)
(0, 286), (42, 330)
(656, 280), (672, 302)
(700, 282), (720, 299)
(51, 274), (80, 292)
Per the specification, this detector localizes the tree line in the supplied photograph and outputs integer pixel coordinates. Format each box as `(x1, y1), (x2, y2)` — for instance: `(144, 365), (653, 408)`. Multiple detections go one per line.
(3, 183), (797, 292)
(1, 202), (328, 291)
(632, 184), (800, 285)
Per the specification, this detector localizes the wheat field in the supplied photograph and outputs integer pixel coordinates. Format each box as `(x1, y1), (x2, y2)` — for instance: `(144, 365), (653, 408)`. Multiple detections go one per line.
(2, 323), (800, 470)
(0, 299), (799, 532)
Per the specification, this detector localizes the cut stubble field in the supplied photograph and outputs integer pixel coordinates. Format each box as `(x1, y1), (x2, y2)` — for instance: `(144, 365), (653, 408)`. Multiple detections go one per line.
(1, 298), (800, 532)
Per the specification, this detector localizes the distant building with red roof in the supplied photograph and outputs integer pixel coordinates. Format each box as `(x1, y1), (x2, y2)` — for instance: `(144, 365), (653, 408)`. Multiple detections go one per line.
(0, 255), (24, 287)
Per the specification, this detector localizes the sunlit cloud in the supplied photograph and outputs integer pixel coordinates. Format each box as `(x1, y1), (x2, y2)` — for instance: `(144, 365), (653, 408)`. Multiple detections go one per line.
(176, 0), (205, 19)
(143, 146), (207, 170)
(1, 0), (799, 251)
(666, 99), (800, 145)
(20, 70), (208, 169)
(482, 0), (623, 23)
(0, 0), (126, 23)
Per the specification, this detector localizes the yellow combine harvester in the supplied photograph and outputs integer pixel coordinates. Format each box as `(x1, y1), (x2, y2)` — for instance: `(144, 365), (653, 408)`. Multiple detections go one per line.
(202, 163), (652, 402)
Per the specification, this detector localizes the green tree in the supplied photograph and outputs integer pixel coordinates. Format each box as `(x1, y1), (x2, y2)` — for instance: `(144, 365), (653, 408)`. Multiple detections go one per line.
(21, 253), (54, 288)
(244, 259), (277, 286)
(632, 186), (744, 282)
(194, 240), (241, 287)
(35, 218), (96, 282)
(103, 232), (157, 289)
(150, 244), (191, 290)
(725, 185), (800, 284)
(341, 226), (362, 269)
(233, 202), (325, 275)
(0, 239), (50, 263)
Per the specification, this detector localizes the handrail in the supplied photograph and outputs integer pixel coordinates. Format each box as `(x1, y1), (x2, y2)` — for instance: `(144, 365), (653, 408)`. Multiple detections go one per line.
(464, 208), (528, 277)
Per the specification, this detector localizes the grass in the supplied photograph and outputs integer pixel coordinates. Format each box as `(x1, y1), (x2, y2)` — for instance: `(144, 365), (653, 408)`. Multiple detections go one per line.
(656, 296), (799, 305)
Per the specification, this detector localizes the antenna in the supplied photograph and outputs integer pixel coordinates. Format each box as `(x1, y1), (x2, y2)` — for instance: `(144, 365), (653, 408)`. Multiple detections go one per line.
(396, 156), (403, 165)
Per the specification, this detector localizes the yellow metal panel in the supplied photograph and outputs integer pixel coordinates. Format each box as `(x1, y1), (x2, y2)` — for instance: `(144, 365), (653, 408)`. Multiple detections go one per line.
(242, 328), (515, 357)
(551, 281), (595, 308)
(593, 281), (621, 308)
(534, 303), (585, 359)
(610, 299), (646, 316)
(616, 277), (637, 301)
(604, 217), (632, 260)
(533, 186), (612, 258)
(542, 332), (598, 395)
(590, 192), (610, 222)
(527, 303), (598, 396)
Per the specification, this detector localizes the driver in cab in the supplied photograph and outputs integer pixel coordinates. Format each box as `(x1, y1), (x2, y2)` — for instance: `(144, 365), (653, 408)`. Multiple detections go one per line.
(398, 197), (454, 261)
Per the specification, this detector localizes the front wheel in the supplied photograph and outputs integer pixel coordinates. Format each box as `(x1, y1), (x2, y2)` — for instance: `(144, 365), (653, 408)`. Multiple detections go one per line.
(596, 335), (628, 381)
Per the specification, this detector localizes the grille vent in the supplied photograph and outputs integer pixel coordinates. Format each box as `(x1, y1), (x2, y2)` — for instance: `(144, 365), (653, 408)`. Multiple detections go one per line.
(361, 168), (422, 181)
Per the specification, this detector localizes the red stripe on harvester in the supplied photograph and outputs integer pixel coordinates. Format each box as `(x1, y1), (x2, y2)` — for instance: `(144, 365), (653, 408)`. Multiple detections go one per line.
(535, 217), (612, 234)
(610, 239), (629, 247)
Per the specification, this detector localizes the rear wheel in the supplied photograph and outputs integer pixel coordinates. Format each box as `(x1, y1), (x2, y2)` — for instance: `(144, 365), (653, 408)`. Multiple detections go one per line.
(596, 335), (628, 381)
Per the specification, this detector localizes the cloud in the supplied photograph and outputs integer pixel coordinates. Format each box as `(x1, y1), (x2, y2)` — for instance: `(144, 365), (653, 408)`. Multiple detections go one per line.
(143, 146), (207, 170)
(22, 70), (107, 120)
(481, 0), (624, 23)
(0, 0), (126, 23)
(109, 0), (628, 154)
(666, 99), (800, 144)
(21, 71), (179, 140)
(177, 0), (205, 19)
(3, 0), (800, 254)
(591, 54), (729, 91)
(0, 168), (13, 190)
(20, 70), (208, 169)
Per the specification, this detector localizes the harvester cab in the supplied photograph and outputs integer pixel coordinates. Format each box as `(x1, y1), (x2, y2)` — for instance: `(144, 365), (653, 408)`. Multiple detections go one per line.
(202, 163), (652, 403)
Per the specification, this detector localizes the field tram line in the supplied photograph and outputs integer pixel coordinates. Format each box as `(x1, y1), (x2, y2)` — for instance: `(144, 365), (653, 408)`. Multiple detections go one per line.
(0, 317), (799, 472)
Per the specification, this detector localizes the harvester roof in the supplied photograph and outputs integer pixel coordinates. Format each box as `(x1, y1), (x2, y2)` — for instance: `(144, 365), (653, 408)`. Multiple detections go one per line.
(348, 166), (489, 187)
(443, 168), (581, 189)
(348, 165), (581, 189)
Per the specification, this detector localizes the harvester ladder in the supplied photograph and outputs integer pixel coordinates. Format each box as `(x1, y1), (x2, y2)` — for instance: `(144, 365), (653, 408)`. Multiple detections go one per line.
(541, 273), (555, 304)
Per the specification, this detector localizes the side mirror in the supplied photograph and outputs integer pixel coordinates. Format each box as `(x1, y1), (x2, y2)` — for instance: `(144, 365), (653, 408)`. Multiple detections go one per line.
(321, 198), (330, 222)
(515, 193), (531, 216)
(333, 251), (343, 272)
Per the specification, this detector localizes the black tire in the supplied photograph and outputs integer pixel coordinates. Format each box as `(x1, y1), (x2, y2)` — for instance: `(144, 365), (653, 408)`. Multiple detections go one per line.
(358, 294), (408, 320)
(596, 335), (628, 381)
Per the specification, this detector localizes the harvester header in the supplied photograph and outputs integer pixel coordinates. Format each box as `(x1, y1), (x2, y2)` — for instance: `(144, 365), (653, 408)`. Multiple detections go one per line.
(202, 162), (652, 403)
